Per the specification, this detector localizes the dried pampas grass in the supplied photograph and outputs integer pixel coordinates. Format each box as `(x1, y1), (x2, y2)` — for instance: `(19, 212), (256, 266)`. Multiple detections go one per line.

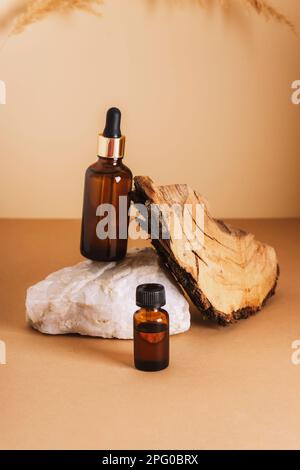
(244, 0), (294, 31)
(8, 0), (295, 35)
(200, 0), (293, 31)
(13, 0), (103, 34)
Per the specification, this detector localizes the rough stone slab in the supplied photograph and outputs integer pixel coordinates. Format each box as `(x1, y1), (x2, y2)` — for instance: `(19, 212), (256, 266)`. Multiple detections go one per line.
(26, 248), (190, 339)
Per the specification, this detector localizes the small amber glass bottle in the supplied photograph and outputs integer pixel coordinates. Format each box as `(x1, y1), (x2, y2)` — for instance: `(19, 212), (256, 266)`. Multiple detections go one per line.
(134, 284), (169, 372)
(80, 108), (132, 262)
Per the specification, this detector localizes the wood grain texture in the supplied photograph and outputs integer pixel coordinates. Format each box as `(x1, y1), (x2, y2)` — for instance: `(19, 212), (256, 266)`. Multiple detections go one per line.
(133, 176), (279, 325)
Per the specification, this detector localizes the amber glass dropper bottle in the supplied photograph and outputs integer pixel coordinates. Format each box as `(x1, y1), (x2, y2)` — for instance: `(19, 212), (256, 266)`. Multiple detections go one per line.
(80, 108), (132, 262)
(134, 284), (170, 372)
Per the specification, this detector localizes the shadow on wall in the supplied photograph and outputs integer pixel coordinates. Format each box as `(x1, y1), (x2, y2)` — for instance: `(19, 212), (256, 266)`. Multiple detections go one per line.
(147, 0), (294, 37)
(145, 0), (255, 40)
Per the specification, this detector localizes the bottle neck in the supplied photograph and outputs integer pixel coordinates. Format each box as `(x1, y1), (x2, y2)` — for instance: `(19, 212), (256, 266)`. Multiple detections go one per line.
(97, 156), (123, 166)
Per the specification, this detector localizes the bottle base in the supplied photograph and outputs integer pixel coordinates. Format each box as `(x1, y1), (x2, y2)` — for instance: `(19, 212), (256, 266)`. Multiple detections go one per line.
(134, 359), (169, 372)
(80, 248), (126, 262)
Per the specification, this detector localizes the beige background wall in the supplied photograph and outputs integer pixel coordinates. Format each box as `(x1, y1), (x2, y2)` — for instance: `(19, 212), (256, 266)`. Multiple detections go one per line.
(0, 0), (299, 219)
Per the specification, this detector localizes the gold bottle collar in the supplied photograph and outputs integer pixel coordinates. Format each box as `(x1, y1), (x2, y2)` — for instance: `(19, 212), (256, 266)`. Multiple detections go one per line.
(98, 134), (126, 159)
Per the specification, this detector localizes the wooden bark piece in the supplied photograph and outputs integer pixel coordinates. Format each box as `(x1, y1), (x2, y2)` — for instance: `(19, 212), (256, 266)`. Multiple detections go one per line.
(133, 176), (279, 325)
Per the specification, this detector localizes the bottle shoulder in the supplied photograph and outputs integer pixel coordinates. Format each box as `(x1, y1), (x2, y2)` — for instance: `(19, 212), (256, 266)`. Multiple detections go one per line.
(86, 158), (132, 177)
(120, 162), (133, 178)
(134, 308), (169, 323)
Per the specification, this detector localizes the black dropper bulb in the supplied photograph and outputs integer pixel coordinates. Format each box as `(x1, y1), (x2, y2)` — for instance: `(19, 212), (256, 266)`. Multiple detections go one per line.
(103, 107), (122, 138)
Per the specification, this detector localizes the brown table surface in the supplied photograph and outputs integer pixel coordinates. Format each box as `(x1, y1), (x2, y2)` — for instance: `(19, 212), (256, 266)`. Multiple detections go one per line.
(0, 219), (299, 450)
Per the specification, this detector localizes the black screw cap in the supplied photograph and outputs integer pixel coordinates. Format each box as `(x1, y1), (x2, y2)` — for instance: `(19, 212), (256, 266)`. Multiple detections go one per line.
(136, 284), (166, 309)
